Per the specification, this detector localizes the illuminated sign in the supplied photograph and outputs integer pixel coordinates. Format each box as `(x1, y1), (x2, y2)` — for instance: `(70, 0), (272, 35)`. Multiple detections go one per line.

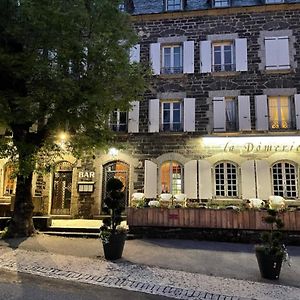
(78, 171), (95, 179)
(201, 136), (300, 154)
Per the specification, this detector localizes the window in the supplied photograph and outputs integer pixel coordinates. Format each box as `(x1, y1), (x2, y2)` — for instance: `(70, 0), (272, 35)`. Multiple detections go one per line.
(161, 101), (182, 132)
(225, 97), (238, 131)
(3, 164), (16, 195)
(212, 42), (234, 72)
(110, 110), (128, 132)
(165, 0), (182, 11)
(162, 45), (183, 74)
(265, 36), (290, 70)
(213, 0), (230, 7)
(215, 162), (238, 197)
(268, 96), (294, 130)
(118, 3), (125, 11)
(265, 0), (284, 3)
(161, 161), (182, 194)
(272, 162), (297, 198)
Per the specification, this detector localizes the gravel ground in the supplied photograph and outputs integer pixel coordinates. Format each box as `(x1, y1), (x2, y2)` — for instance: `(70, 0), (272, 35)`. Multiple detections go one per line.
(0, 246), (299, 300)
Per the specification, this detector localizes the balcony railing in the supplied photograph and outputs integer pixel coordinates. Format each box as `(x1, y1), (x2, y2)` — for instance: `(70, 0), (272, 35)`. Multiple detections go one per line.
(161, 66), (183, 74)
(212, 64), (235, 72)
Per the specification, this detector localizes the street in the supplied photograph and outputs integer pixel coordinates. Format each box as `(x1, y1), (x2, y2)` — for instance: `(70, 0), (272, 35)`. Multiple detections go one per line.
(0, 270), (169, 300)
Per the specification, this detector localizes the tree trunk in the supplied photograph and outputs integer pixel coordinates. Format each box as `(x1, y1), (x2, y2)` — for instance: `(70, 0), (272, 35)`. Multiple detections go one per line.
(6, 172), (35, 237)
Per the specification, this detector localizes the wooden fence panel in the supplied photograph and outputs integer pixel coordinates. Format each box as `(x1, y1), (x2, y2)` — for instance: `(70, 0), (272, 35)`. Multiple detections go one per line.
(126, 208), (300, 231)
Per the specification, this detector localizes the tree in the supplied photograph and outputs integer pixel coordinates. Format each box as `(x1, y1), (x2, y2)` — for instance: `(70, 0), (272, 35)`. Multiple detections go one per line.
(0, 0), (147, 237)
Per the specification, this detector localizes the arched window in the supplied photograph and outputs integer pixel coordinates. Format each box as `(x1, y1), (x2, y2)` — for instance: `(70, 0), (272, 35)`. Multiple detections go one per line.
(161, 161), (182, 194)
(272, 161), (298, 198)
(215, 161), (238, 197)
(3, 163), (16, 196)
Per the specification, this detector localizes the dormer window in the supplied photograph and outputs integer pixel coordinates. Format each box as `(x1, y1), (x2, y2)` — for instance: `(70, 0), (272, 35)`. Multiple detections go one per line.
(165, 0), (183, 11)
(213, 0), (230, 7)
(265, 0), (284, 3)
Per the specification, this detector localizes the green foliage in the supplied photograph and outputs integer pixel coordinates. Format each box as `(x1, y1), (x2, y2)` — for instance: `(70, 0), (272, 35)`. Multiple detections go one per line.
(100, 178), (126, 242)
(0, 0), (148, 176)
(256, 209), (289, 262)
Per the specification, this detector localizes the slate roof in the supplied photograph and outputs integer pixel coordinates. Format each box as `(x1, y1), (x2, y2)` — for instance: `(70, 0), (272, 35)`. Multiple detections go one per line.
(131, 0), (300, 15)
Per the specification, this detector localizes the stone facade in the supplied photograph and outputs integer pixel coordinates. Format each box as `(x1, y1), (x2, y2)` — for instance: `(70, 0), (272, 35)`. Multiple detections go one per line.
(2, 2), (300, 218)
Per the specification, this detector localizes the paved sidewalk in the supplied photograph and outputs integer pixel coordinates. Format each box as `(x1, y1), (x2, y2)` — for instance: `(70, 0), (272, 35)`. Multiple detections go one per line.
(0, 234), (299, 299)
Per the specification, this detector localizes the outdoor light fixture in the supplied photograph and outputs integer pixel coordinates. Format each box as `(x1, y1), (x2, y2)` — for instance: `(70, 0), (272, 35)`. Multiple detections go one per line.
(108, 147), (119, 157)
(78, 181), (95, 193)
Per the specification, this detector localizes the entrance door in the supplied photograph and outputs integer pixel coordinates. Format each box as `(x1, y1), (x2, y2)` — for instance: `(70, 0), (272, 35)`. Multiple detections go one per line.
(102, 161), (129, 213)
(51, 161), (73, 215)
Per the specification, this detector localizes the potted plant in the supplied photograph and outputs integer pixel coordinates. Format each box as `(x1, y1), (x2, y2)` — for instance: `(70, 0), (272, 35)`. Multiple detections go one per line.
(100, 177), (127, 260)
(255, 208), (289, 280)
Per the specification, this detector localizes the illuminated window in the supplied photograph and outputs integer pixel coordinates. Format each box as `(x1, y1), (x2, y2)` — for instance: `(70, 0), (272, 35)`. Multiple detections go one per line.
(272, 162), (297, 198)
(215, 162), (238, 197)
(165, 0), (182, 11)
(212, 42), (234, 72)
(161, 161), (182, 194)
(161, 45), (183, 74)
(268, 96), (294, 130)
(110, 110), (128, 132)
(161, 101), (182, 132)
(3, 164), (16, 195)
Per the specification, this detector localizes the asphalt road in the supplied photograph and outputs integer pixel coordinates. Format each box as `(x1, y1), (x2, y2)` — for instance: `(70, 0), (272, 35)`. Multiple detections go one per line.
(0, 269), (169, 300)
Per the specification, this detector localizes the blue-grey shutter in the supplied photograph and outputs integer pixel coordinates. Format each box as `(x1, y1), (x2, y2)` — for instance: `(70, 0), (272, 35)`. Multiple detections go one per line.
(255, 95), (268, 131)
(128, 101), (139, 133)
(150, 43), (161, 75)
(184, 98), (195, 132)
(235, 38), (248, 71)
(183, 41), (194, 74)
(200, 40), (212, 73)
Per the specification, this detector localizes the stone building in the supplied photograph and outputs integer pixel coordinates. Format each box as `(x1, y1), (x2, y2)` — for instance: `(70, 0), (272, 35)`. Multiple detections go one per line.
(1, 0), (300, 218)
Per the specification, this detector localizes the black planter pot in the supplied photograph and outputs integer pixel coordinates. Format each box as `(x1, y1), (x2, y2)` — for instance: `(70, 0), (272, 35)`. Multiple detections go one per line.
(255, 249), (284, 280)
(103, 233), (126, 260)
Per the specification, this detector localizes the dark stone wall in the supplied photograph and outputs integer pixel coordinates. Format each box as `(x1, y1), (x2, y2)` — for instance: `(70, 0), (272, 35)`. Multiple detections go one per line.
(133, 7), (300, 133)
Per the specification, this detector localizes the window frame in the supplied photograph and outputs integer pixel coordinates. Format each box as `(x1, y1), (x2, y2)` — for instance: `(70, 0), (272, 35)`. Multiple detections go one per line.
(214, 161), (239, 198)
(160, 161), (183, 194)
(212, 41), (235, 72)
(109, 110), (128, 132)
(268, 95), (295, 130)
(165, 0), (183, 11)
(161, 44), (183, 74)
(272, 161), (298, 199)
(225, 97), (238, 132)
(213, 0), (231, 8)
(3, 163), (16, 196)
(160, 100), (183, 132)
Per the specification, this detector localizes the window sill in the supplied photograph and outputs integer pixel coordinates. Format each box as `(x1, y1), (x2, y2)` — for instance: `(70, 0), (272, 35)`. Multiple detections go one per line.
(159, 73), (186, 79)
(263, 68), (293, 74)
(211, 71), (240, 77)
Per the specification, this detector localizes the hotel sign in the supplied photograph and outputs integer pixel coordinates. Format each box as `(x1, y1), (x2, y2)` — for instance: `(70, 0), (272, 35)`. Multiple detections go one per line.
(201, 136), (300, 155)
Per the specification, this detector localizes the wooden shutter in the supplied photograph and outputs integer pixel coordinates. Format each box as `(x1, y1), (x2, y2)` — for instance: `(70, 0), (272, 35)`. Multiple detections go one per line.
(238, 96), (251, 131)
(255, 95), (268, 131)
(265, 37), (289, 70)
(200, 40), (212, 73)
(183, 41), (194, 74)
(235, 38), (248, 72)
(183, 98), (195, 132)
(184, 160), (198, 199)
(128, 101), (139, 133)
(198, 160), (212, 200)
(241, 160), (256, 199)
(150, 43), (161, 75)
(148, 99), (160, 133)
(129, 44), (140, 63)
(256, 160), (272, 200)
(213, 97), (226, 132)
(144, 160), (158, 199)
(294, 94), (300, 130)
